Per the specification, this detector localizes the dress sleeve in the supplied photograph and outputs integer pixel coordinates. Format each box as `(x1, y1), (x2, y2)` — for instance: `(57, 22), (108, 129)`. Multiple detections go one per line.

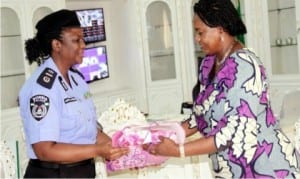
(213, 51), (267, 162)
(25, 86), (61, 144)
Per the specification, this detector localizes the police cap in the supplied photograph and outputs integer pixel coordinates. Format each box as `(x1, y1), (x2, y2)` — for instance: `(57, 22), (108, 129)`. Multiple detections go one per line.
(36, 9), (80, 34)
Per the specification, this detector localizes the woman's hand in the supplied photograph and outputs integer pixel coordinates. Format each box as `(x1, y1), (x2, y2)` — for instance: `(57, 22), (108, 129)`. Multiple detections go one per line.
(143, 136), (179, 157)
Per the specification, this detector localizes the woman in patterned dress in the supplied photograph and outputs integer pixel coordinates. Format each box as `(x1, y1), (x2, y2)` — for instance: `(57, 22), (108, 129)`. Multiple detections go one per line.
(144, 0), (300, 178)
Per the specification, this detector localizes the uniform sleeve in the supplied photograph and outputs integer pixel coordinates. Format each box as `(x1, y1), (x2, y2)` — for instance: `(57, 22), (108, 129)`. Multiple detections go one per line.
(24, 87), (61, 144)
(213, 52), (265, 163)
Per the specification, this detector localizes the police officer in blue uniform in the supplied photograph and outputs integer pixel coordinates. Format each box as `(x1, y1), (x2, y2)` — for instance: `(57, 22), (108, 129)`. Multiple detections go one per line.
(19, 9), (129, 178)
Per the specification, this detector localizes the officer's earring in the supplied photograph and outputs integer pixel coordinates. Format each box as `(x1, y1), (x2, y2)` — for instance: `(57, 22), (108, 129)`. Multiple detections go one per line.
(221, 36), (224, 42)
(218, 27), (224, 42)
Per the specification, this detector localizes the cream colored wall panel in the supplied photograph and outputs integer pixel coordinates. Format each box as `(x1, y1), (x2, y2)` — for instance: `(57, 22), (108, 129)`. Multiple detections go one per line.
(109, 93), (137, 107)
(278, 0), (294, 9)
(1, 36), (24, 75)
(1, 75), (25, 109)
(0, 8), (21, 36)
(92, 89), (137, 115)
(93, 97), (109, 117)
(147, 85), (183, 115)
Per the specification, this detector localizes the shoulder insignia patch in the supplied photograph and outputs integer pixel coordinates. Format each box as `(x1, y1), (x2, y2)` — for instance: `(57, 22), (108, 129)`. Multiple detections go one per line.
(37, 68), (57, 89)
(30, 95), (50, 121)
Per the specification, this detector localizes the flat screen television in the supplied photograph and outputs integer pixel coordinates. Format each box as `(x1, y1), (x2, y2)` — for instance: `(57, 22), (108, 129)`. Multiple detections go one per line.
(75, 8), (106, 43)
(74, 46), (109, 83)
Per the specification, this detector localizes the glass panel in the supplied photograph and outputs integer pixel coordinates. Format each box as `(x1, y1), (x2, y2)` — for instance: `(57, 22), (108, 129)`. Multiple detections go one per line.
(146, 2), (176, 81)
(268, 0), (299, 74)
(1, 8), (25, 109)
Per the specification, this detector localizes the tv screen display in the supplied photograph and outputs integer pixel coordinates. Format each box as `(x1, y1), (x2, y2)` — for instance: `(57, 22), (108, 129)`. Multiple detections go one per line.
(74, 46), (109, 83)
(75, 8), (106, 43)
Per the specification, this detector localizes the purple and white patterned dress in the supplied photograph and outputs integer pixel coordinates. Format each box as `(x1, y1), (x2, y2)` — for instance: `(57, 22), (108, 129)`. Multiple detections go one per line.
(194, 48), (299, 178)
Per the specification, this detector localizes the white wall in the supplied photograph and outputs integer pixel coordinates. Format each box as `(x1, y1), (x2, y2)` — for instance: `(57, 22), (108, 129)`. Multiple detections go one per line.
(66, 0), (148, 111)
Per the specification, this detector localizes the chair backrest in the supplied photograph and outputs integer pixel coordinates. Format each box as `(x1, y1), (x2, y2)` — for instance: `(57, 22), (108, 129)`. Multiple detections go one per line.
(0, 140), (16, 178)
(279, 89), (300, 126)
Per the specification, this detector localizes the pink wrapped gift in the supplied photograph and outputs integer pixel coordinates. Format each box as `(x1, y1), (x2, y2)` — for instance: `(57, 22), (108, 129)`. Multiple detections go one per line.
(106, 121), (185, 172)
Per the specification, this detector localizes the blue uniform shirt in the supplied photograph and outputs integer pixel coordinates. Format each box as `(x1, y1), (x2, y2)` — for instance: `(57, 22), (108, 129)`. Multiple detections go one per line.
(19, 58), (98, 159)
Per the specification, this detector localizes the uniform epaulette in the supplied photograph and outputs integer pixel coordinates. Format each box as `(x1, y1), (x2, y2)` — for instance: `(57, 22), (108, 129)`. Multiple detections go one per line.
(37, 67), (57, 89)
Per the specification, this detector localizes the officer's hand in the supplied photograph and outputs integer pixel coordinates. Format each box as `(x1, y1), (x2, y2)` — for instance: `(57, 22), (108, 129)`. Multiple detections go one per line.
(96, 141), (129, 161)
